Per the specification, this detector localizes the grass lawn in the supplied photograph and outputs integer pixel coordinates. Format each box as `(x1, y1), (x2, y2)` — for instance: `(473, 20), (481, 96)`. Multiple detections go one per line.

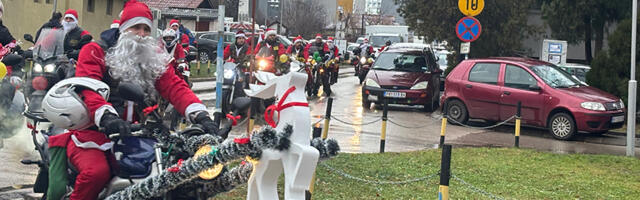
(189, 62), (216, 78)
(214, 147), (640, 199)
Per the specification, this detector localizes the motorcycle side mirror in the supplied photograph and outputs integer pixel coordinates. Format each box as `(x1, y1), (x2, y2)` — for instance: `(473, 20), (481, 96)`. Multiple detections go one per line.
(118, 82), (145, 103)
(231, 97), (251, 111)
(24, 34), (35, 44)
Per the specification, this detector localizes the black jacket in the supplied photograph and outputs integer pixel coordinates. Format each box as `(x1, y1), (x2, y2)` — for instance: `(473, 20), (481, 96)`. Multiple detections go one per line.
(0, 20), (15, 46)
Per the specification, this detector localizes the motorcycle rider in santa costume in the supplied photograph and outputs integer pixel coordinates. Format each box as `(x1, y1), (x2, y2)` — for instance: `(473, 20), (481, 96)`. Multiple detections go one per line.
(45, 1), (224, 199)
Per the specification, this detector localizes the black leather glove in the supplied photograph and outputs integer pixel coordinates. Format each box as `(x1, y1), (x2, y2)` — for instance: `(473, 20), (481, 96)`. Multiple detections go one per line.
(100, 112), (131, 137)
(192, 111), (228, 139)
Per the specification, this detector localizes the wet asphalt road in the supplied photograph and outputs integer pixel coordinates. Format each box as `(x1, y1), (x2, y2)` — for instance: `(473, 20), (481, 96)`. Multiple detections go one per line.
(1, 65), (639, 198)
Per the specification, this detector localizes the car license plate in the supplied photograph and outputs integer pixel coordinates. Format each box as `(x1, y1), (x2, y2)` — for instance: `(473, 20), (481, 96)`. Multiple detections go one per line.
(383, 91), (406, 98)
(611, 116), (624, 123)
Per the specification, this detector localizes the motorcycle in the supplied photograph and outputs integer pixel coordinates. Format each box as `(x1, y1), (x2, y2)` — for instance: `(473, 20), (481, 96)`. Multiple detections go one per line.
(310, 53), (332, 97)
(23, 29), (75, 117)
(217, 59), (251, 116)
(22, 82), (249, 199)
(356, 55), (374, 85)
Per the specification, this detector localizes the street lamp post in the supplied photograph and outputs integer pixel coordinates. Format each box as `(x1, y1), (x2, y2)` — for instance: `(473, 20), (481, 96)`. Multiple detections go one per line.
(627, 0), (637, 157)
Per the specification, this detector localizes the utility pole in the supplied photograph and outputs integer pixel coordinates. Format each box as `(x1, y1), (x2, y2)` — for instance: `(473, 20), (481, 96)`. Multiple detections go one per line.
(627, 0), (637, 157)
(53, 0), (58, 13)
(215, 0), (226, 125)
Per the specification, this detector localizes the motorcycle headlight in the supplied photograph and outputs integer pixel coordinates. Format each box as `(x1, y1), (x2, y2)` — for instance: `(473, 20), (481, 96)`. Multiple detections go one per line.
(360, 57), (366, 64)
(367, 58), (374, 64)
(258, 60), (268, 70)
(581, 102), (606, 111)
(245, 61), (251, 67)
(365, 78), (380, 88)
(43, 64), (56, 73)
(223, 69), (234, 79)
(33, 63), (43, 73)
(410, 81), (429, 90)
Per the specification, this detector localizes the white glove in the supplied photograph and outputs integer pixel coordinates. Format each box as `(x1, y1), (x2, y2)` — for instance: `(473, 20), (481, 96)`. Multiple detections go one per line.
(9, 76), (22, 88)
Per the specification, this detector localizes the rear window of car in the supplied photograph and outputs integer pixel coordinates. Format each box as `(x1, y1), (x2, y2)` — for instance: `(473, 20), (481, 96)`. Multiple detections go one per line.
(468, 63), (500, 85)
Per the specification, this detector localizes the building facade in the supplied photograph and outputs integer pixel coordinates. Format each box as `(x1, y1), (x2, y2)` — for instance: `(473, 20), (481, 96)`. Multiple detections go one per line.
(3, 0), (125, 47)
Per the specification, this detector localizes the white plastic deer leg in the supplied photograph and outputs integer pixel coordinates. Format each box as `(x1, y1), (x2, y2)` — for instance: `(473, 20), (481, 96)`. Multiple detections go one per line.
(246, 72), (320, 200)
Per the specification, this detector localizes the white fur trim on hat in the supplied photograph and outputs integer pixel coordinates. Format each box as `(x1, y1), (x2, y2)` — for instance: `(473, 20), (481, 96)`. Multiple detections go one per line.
(170, 22), (179, 27)
(110, 23), (120, 29)
(64, 13), (78, 22)
(266, 29), (277, 36)
(119, 16), (153, 33)
(236, 33), (246, 39)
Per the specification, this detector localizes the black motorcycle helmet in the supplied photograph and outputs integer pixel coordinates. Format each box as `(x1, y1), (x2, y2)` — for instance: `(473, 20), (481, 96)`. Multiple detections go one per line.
(2, 54), (24, 68)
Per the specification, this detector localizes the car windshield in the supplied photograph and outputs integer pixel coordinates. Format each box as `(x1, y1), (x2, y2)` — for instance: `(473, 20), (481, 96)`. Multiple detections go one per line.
(34, 28), (65, 60)
(436, 53), (448, 66)
(373, 52), (427, 72)
(370, 36), (402, 47)
(531, 65), (582, 88)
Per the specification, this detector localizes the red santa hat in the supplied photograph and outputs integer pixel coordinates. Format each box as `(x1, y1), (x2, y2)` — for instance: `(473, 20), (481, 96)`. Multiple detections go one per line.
(236, 30), (247, 39)
(169, 19), (180, 27)
(293, 35), (303, 44)
(64, 9), (79, 22)
(265, 28), (277, 36)
(327, 37), (334, 42)
(119, 0), (153, 33)
(315, 33), (322, 39)
(110, 19), (120, 29)
(363, 38), (369, 42)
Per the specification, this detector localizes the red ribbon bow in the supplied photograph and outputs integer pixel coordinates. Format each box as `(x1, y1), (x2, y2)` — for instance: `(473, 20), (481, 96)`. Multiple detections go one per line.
(167, 159), (183, 173)
(26, 122), (35, 131)
(234, 137), (250, 144)
(226, 114), (242, 126)
(264, 86), (309, 128)
(142, 104), (159, 116)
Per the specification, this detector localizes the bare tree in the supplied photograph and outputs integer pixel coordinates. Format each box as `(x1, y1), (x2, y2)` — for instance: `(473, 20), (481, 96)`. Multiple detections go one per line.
(281, 0), (326, 38)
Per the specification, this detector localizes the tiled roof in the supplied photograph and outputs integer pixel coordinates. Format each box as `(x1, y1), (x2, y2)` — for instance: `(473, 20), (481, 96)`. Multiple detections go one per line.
(139, 0), (205, 9)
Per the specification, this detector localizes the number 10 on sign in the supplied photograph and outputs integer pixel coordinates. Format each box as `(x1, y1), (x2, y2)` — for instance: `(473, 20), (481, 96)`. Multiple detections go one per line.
(458, 0), (484, 17)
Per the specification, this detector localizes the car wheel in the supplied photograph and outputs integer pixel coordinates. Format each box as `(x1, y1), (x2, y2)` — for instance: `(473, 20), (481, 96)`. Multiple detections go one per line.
(423, 92), (439, 112)
(362, 91), (371, 110)
(548, 112), (576, 140)
(199, 50), (210, 63)
(446, 99), (468, 125)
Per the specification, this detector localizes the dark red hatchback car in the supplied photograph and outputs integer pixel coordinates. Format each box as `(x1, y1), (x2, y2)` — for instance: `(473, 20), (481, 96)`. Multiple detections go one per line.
(362, 48), (442, 111)
(441, 57), (625, 140)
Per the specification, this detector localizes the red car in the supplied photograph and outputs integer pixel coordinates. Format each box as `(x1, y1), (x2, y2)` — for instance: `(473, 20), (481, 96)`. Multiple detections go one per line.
(362, 48), (443, 111)
(441, 57), (625, 140)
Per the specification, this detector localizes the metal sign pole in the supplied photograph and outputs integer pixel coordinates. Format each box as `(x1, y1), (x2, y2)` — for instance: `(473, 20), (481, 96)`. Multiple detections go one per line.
(627, 0), (637, 157)
(215, 0), (225, 120)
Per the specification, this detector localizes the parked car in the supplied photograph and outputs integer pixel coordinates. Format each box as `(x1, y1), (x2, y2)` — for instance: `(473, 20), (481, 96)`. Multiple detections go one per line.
(195, 32), (235, 63)
(441, 57), (625, 140)
(361, 47), (442, 112)
(558, 63), (590, 84)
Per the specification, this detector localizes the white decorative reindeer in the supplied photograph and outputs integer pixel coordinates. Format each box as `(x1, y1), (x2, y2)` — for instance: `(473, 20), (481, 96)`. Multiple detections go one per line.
(244, 72), (320, 200)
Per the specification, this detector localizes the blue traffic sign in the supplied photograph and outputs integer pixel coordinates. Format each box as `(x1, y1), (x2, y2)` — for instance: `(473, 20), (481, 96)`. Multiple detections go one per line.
(456, 17), (482, 42)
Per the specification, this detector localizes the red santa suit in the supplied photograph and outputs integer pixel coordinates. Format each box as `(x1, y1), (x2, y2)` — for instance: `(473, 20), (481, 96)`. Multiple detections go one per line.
(304, 34), (330, 59)
(169, 19), (190, 52)
(48, 1), (206, 199)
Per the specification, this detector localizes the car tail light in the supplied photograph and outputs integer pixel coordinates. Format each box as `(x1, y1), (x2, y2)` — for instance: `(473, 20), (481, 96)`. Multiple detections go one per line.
(32, 76), (48, 91)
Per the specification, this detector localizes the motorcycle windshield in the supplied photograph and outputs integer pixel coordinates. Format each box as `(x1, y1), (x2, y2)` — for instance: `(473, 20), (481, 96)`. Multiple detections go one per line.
(308, 45), (323, 56)
(256, 46), (273, 59)
(34, 28), (65, 61)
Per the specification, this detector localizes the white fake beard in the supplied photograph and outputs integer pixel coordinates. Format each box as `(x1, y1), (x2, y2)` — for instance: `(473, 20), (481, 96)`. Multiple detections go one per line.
(105, 32), (171, 93)
(62, 21), (77, 33)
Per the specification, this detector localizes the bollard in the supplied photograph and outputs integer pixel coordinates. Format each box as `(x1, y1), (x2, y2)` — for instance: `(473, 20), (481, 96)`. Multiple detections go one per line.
(313, 124), (322, 138)
(322, 98), (333, 139)
(247, 97), (258, 134)
(515, 101), (522, 148)
(197, 60), (201, 75)
(440, 101), (448, 148)
(207, 59), (212, 74)
(438, 144), (452, 200)
(380, 98), (388, 153)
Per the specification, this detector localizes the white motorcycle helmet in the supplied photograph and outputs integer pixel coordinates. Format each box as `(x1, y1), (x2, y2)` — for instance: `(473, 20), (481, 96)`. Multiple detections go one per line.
(162, 28), (178, 48)
(42, 77), (110, 130)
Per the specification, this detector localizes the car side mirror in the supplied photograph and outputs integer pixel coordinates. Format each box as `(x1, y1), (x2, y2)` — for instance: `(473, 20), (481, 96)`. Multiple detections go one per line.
(24, 34), (35, 44)
(529, 84), (542, 91)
